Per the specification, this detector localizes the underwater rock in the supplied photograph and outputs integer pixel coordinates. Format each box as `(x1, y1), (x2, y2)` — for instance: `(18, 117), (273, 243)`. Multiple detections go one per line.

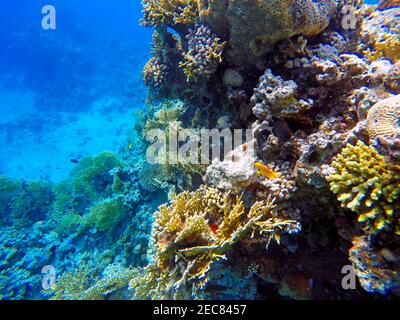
(251, 69), (313, 121)
(377, 0), (400, 10)
(197, 0), (337, 66)
(350, 236), (400, 296)
(205, 143), (257, 193)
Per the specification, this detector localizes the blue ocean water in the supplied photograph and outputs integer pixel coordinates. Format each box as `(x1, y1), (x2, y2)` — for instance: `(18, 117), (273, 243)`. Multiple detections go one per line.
(0, 0), (152, 182)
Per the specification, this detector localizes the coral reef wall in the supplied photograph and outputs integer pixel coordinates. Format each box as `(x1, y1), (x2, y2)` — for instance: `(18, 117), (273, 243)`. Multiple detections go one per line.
(2, 0), (400, 301)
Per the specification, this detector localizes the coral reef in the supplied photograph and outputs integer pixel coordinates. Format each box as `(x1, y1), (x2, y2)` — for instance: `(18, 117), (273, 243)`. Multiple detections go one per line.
(350, 236), (400, 295)
(141, 0), (199, 30)
(360, 7), (400, 63)
(130, 186), (299, 299)
(367, 94), (400, 140)
(326, 141), (400, 236)
(378, 0), (400, 10)
(251, 69), (313, 121)
(197, 0), (337, 66)
(4, 0), (400, 301)
(179, 24), (226, 81)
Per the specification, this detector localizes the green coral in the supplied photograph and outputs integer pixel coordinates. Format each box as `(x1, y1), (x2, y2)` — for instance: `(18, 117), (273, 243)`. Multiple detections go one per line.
(0, 176), (23, 221)
(78, 198), (127, 237)
(10, 180), (54, 227)
(52, 151), (124, 220)
(326, 141), (400, 236)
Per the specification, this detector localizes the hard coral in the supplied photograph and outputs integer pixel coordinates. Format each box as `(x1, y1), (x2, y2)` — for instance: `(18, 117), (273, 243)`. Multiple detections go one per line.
(141, 0), (199, 29)
(350, 236), (400, 296)
(179, 24), (226, 81)
(366, 94), (400, 140)
(251, 69), (313, 121)
(196, 0), (337, 66)
(142, 57), (170, 91)
(378, 0), (400, 11)
(326, 141), (400, 236)
(130, 186), (299, 299)
(361, 7), (400, 63)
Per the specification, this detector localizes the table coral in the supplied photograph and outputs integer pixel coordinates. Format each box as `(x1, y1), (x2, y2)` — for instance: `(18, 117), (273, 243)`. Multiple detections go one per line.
(326, 141), (400, 236)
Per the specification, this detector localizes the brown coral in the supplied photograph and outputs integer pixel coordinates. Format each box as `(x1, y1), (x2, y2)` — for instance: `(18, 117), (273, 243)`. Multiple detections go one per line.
(196, 0), (337, 66)
(366, 95), (400, 140)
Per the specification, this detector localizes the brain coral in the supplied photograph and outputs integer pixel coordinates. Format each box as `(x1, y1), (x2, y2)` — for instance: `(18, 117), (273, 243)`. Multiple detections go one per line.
(223, 68), (244, 87)
(367, 95), (400, 140)
(196, 0), (337, 66)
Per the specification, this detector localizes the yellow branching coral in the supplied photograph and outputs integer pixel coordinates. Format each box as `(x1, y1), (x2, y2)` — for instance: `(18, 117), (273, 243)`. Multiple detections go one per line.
(366, 32), (400, 63)
(363, 9), (400, 63)
(49, 263), (135, 300)
(141, 0), (198, 28)
(130, 186), (300, 299)
(326, 141), (400, 235)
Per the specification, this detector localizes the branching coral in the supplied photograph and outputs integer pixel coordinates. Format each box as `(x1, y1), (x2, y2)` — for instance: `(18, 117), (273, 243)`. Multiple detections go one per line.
(130, 186), (300, 299)
(49, 263), (135, 300)
(10, 180), (54, 227)
(179, 24), (226, 81)
(361, 7), (400, 63)
(143, 57), (170, 90)
(52, 151), (124, 219)
(141, 0), (198, 28)
(326, 141), (400, 235)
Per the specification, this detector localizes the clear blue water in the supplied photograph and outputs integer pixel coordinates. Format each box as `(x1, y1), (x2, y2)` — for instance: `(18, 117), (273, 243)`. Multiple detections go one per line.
(0, 0), (152, 181)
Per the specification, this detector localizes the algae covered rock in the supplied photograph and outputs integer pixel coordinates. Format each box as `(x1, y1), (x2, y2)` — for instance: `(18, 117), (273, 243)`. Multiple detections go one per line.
(197, 0), (337, 66)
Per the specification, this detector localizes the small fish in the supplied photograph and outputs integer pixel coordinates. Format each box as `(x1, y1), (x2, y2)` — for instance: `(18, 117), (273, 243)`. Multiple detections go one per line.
(209, 223), (219, 235)
(128, 143), (133, 149)
(255, 162), (281, 179)
(70, 159), (79, 164)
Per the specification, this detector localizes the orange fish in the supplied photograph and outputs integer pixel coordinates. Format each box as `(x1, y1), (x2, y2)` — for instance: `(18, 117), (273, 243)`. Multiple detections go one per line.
(255, 162), (281, 179)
